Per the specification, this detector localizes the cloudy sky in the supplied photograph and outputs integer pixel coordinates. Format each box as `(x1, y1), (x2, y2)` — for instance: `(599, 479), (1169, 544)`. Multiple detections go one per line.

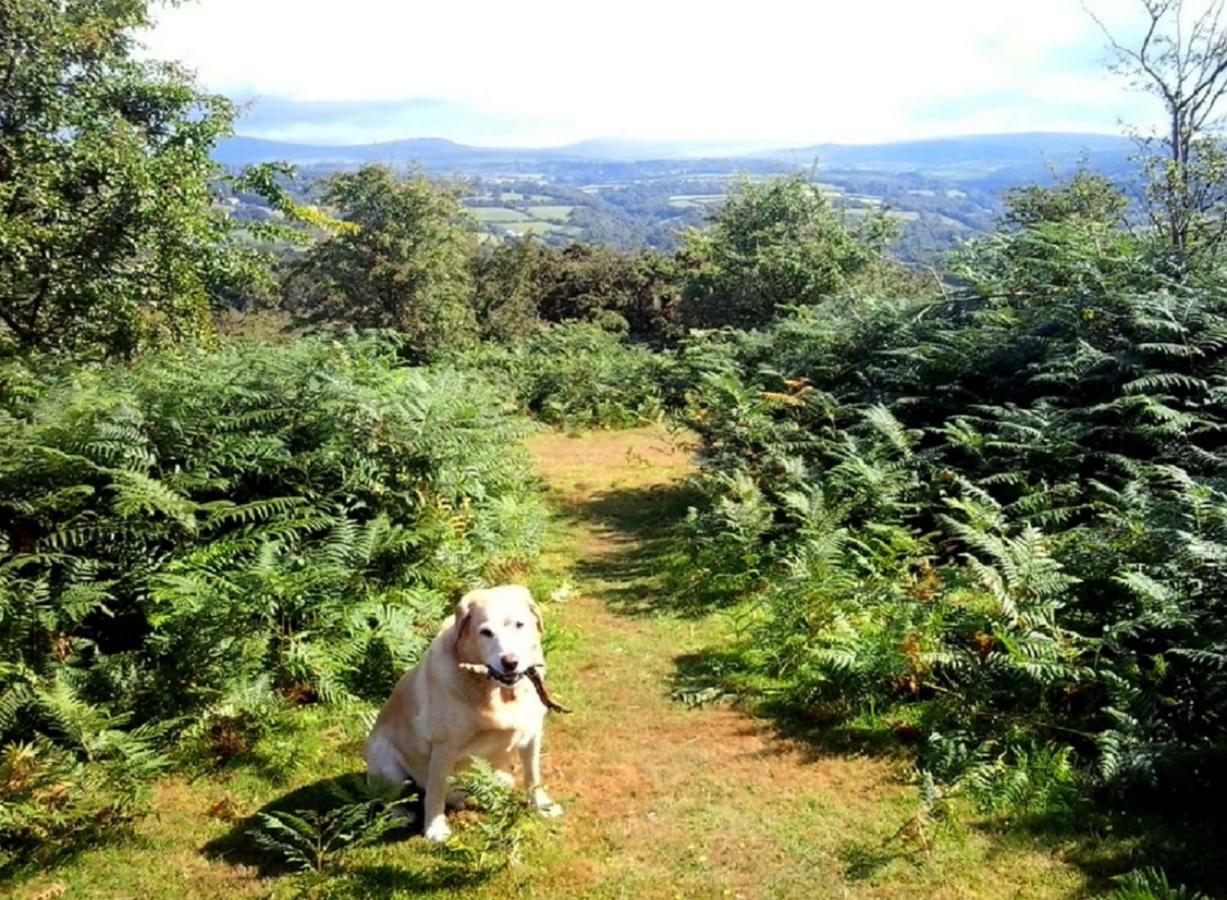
(143, 0), (1173, 147)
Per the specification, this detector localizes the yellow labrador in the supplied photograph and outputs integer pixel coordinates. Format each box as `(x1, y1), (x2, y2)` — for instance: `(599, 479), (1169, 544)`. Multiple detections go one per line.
(365, 584), (563, 842)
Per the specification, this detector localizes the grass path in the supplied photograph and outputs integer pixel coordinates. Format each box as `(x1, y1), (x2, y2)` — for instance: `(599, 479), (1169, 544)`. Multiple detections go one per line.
(511, 425), (1084, 899)
(12, 425), (1090, 899)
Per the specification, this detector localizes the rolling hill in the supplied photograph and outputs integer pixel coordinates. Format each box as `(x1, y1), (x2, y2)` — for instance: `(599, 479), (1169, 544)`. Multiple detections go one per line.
(215, 131), (1134, 180)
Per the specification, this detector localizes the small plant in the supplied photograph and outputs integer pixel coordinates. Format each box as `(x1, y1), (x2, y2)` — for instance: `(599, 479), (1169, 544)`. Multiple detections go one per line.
(438, 760), (531, 876)
(1109, 867), (1207, 900)
(0, 740), (153, 875)
(250, 782), (412, 874)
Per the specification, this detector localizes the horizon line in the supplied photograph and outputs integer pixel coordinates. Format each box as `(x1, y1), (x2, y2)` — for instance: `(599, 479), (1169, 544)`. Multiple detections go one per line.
(223, 128), (1131, 152)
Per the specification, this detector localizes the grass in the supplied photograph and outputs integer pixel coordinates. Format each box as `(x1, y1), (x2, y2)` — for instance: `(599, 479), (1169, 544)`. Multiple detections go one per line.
(502, 222), (581, 237)
(8, 424), (1156, 898)
(667, 194), (725, 209)
(524, 205), (574, 221)
(467, 206), (527, 223)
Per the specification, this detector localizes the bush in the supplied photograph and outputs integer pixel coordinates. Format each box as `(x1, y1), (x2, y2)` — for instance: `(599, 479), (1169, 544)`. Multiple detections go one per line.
(0, 334), (545, 865)
(668, 216), (1227, 817)
(459, 323), (674, 429)
(677, 175), (895, 329)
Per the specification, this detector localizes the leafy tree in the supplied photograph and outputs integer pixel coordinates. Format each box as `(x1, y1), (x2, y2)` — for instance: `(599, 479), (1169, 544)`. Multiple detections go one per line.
(1003, 167), (1129, 228)
(472, 238), (680, 341)
(471, 237), (553, 341)
(285, 166), (478, 360)
(677, 175), (894, 328)
(955, 172), (1160, 308)
(0, 0), (268, 359)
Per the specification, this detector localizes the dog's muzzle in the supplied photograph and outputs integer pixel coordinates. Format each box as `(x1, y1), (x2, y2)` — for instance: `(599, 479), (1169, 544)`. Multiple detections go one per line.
(456, 662), (572, 713)
(488, 667), (524, 686)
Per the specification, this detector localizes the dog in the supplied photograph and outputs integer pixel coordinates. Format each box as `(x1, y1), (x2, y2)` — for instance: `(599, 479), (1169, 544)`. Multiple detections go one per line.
(365, 584), (563, 842)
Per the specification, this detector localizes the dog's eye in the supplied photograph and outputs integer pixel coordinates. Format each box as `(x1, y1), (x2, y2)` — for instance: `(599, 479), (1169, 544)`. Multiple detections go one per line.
(479, 627), (494, 638)
(515, 621), (525, 629)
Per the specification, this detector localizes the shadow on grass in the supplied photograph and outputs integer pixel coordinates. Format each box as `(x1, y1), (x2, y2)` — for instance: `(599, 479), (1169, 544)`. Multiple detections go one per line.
(201, 772), (419, 877)
(201, 774), (509, 894)
(670, 649), (907, 761)
(673, 649), (1227, 895)
(554, 480), (711, 616)
(830, 792), (1227, 895)
(323, 864), (493, 897)
(966, 799), (1227, 898)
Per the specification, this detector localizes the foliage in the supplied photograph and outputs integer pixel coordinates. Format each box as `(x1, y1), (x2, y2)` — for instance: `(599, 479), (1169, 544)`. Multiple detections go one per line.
(251, 781), (410, 874)
(0, 736), (161, 876)
(1109, 867), (1209, 900)
(438, 759), (531, 876)
(677, 174), (895, 328)
(459, 323), (674, 429)
(0, 334), (545, 865)
(284, 166), (479, 360)
(0, 0), (276, 359)
(472, 238), (681, 342)
(668, 189), (1227, 824)
(1003, 167), (1129, 229)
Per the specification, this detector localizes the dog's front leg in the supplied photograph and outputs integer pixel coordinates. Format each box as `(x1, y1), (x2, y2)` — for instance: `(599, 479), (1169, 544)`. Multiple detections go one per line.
(520, 732), (562, 818)
(422, 743), (461, 842)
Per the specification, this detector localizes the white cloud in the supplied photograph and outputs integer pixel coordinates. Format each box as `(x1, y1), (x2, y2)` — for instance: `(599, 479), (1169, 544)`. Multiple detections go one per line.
(142, 0), (1176, 145)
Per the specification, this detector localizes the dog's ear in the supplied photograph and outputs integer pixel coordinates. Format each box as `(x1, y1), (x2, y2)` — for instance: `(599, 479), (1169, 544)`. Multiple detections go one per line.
(525, 594), (544, 635)
(453, 592), (478, 649)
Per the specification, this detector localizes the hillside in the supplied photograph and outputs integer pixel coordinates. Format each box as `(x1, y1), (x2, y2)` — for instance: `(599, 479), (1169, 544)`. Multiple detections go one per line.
(217, 131), (1132, 176)
(218, 132), (1134, 262)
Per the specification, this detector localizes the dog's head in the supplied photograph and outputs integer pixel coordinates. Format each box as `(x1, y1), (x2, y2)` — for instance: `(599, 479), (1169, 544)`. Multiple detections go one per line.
(453, 584), (544, 683)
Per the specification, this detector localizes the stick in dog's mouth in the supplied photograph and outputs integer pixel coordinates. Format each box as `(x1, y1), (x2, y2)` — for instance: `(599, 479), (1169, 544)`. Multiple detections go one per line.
(457, 662), (572, 713)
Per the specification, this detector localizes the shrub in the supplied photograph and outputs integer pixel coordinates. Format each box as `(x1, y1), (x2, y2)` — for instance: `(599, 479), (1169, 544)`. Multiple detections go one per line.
(459, 323), (674, 429)
(677, 174), (895, 329)
(668, 218), (1227, 817)
(0, 333), (545, 865)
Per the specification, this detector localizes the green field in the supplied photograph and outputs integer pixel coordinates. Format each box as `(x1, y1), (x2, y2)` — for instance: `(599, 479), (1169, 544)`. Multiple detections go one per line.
(667, 193), (724, 208)
(524, 205), (574, 222)
(501, 221), (581, 237)
(468, 206), (528, 223)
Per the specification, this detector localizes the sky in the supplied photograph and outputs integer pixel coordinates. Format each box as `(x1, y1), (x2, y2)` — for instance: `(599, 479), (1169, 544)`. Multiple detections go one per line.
(142, 0), (1177, 148)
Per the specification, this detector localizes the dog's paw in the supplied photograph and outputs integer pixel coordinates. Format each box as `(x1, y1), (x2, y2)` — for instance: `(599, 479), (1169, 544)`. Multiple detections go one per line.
(422, 817), (452, 843)
(531, 789), (563, 818)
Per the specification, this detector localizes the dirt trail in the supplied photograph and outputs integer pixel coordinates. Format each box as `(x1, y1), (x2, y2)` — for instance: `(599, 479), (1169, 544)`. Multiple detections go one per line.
(518, 426), (1037, 899)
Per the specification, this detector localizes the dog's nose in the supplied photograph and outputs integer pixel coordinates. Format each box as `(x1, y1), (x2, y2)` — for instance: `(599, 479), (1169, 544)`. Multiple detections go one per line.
(500, 654), (519, 673)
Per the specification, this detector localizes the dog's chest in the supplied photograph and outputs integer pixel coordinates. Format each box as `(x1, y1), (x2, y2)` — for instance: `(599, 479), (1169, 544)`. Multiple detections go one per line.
(471, 684), (540, 734)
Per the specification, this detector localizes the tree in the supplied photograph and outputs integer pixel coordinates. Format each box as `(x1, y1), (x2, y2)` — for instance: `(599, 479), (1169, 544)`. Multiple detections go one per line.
(677, 175), (894, 329)
(1003, 166), (1129, 229)
(471, 237), (552, 342)
(1089, 0), (1227, 265)
(285, 166), (478, 360)
(955, 169), (1157, 308)
(470, 238), (681, 343)
(0, 0), (268, 358)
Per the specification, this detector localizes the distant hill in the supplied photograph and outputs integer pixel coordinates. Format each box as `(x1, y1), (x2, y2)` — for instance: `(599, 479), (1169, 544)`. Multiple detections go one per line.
(213, 136), (526, 168)
(758, 133), (1135, 186)
(215, 131), (1134, 180)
